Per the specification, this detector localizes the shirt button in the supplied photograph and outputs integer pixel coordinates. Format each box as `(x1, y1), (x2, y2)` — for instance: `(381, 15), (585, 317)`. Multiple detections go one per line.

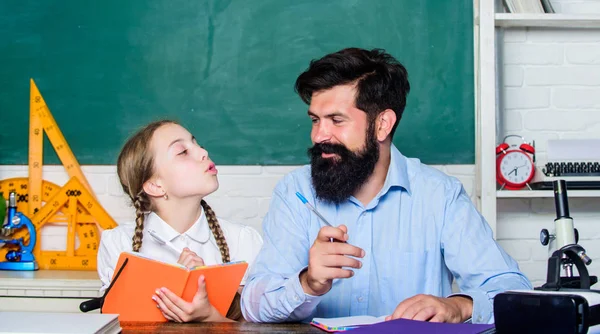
(357, 296), (364, 302)
(294, 295), (300, 301)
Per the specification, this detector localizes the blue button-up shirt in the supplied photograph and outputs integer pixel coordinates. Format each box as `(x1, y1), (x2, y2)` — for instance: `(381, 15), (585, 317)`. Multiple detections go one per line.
(241, 144), (532, 324)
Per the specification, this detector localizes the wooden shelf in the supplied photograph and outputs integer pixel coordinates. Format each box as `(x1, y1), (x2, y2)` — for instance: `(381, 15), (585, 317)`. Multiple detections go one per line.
(497, 190), (600, 198)
(495, 13), (600, 28)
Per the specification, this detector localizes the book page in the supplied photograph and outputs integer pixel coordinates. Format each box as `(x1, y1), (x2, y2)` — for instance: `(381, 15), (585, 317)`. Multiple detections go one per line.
(126, 251), (188, 269)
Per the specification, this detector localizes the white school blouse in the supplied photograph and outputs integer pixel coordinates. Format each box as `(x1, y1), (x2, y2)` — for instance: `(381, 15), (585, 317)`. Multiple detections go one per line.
(97, 210), (263, 292)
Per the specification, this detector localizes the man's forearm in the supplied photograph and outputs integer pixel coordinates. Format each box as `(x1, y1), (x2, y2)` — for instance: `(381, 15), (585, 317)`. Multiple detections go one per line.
(241, 272), (323, 323)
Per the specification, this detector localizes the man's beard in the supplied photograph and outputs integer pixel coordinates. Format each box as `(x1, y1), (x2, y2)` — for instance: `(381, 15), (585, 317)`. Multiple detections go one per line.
(308, 124), (380, 204)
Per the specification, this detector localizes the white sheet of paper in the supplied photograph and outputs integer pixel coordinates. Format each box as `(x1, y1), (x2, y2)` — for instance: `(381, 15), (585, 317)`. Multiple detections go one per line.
(312, 315), (387, 328)
(590, 325), (600, 334)
(547, 139), (600, 162)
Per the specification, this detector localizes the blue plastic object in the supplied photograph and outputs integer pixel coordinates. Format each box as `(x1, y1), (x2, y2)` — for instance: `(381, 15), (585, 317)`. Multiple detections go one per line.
(0, 192), (39, 271)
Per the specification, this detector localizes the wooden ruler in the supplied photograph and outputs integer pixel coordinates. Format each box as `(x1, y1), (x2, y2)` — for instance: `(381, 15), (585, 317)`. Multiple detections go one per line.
(28, 79), (94, 216)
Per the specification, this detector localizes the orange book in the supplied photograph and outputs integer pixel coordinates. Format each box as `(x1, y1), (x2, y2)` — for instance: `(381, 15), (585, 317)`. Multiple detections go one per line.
(102, 252), (248, 322)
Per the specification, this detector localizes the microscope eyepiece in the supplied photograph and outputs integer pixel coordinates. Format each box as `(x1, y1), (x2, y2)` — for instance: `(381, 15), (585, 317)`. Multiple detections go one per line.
(553, 180), (570, 219)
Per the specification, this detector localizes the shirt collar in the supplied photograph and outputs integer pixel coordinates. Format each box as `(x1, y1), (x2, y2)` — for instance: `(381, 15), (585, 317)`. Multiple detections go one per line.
(339, 144), (412, 208)
(185, 209), (211, 244)
(145, 210), (211, 244)
(380, 143), (411, 196)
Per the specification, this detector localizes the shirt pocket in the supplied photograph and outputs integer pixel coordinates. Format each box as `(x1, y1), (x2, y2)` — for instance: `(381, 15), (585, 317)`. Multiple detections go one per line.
(378, 249), (429, 306)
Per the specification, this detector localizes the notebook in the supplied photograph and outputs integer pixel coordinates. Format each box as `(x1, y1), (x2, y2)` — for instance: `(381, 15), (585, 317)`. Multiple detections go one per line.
(0, 312), (120, 334)
(311, 315), (387, 332)
(102, 252), (247, 322)
(311, 316), (495, 333)
(351, 318), (495, 334)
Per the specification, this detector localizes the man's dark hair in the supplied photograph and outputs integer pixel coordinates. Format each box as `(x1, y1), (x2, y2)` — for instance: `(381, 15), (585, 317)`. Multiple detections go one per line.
(295, 47), (410, 139)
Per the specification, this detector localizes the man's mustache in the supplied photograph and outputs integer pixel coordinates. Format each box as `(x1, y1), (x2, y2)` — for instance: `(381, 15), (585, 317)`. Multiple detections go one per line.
(308, 142), (350, 157)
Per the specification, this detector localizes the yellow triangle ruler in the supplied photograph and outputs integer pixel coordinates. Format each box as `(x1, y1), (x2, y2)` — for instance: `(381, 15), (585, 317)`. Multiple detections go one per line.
(28, 79), (94, 216)
(0, 80), (117, 270)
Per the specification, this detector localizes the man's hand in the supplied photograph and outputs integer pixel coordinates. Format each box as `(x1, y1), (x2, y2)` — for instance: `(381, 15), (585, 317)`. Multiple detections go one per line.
(386, 294), (473, 323)
(177, 247), (205, 269)
(300, 225), (365, 296)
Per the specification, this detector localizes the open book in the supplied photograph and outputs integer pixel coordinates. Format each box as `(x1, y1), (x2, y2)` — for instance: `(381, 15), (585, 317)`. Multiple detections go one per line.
(311, 315), (388, 332)
(102, 252), (247, 322)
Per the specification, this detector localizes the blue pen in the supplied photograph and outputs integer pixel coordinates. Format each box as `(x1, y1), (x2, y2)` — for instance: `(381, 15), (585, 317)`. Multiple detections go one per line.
(296, 192), (335, 242)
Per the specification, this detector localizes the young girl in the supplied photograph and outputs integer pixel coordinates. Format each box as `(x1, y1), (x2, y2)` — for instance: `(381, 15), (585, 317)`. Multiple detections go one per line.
(97, 120), (263, 322)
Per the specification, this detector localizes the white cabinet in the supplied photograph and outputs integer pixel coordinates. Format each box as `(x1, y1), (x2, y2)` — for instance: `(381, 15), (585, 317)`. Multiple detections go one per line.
(0, 270), (101, 313)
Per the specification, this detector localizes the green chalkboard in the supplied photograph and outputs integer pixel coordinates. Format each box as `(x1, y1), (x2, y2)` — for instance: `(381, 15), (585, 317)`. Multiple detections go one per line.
(0, 1), (474, 165)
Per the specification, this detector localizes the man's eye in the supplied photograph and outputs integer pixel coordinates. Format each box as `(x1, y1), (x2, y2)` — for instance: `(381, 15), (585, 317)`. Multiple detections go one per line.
(178, 149), (188, 156)
(332, 118), (343, 124)
(310, 118), (318, 124)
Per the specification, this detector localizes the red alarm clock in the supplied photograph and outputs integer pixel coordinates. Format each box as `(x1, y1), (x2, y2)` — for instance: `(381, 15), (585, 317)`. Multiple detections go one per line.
(496, 135), (536, 190)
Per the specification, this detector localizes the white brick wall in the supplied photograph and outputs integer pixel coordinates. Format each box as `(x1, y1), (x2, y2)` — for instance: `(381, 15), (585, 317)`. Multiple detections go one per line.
(0, 164), (476, 250)
(497, 0), (600, 287)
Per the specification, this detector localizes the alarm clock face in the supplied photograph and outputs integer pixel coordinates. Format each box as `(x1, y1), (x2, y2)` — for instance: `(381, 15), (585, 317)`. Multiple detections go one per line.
(499, 151), (534, 185)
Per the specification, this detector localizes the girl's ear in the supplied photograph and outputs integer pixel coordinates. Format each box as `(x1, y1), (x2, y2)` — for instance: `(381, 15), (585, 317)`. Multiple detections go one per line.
(142, 178), (165, 199)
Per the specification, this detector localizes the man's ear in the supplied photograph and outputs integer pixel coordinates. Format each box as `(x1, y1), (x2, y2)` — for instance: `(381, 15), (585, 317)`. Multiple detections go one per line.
(375, 109), (397, 142)
(142, 178), (165, 198)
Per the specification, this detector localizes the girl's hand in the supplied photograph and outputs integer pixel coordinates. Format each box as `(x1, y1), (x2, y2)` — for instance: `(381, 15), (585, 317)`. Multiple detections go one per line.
(153, 274), (231, 322)
(177, 247), (205, 269)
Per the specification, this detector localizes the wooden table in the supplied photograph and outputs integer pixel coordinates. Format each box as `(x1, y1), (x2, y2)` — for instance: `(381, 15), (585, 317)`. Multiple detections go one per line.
(121, 322), (322, 333)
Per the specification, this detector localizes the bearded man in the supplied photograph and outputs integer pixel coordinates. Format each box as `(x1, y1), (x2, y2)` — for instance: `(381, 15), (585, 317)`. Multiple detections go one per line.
(240, 48), (531, 324)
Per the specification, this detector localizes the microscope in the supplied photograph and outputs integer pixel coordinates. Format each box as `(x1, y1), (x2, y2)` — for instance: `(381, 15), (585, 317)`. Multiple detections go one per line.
(494, 180), (600, 334)
(0, 192), (39, 270)
(538, 179), (596, 290)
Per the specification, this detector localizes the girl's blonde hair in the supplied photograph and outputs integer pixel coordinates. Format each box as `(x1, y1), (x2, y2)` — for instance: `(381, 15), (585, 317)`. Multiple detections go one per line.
(116, 120), (230, 263)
